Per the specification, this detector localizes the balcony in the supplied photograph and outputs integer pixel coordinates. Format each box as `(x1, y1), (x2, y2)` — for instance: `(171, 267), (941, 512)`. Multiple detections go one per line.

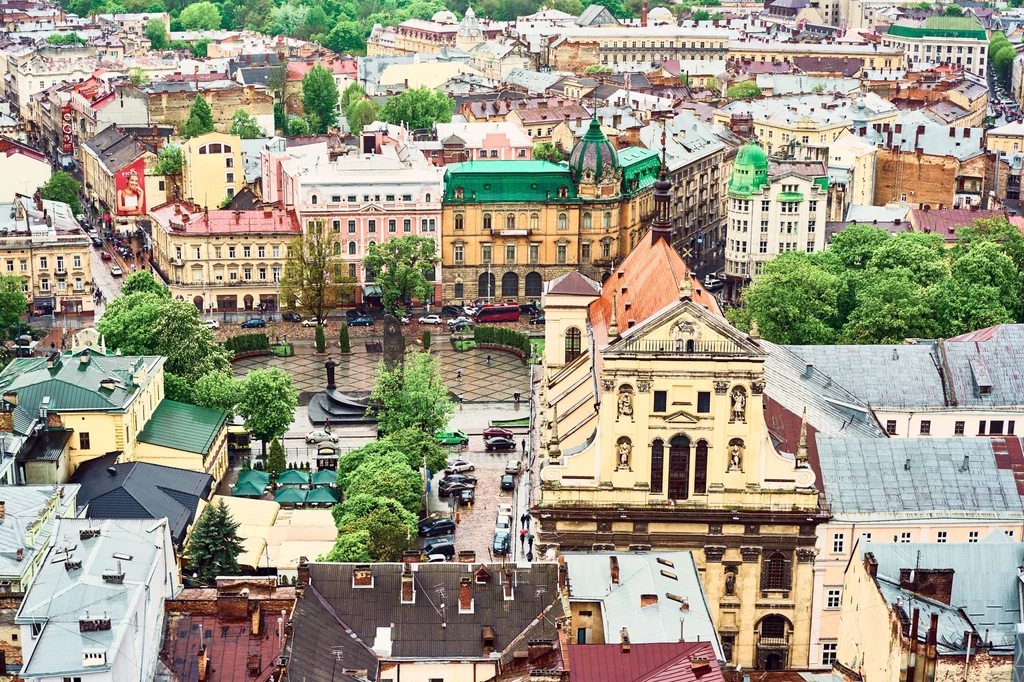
(757, 633), (791, 649)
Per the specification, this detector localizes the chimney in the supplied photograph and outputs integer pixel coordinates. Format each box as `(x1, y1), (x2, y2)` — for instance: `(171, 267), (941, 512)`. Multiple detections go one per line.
(864, 551), (878, 578)
(2, 392), (17, 408)
(458, 550), (476, 564)
(503, 567), (514, 601)
(640, 593), (658, 608)
(804, 362), (814, 378)
(899, 568), (955, 605)
(459, 576), (474, 613)
(16, 548), (22, 562)
(352, 564), (372, 588)
(197, 645), (209, 682)
(620, 627), (630, 653)
(0, 502), (5, 521)
(402, 550), (421, 564)
(401, 563), (415, 603)
(610, 556), (620, 585)
(642, 0), (648, 26)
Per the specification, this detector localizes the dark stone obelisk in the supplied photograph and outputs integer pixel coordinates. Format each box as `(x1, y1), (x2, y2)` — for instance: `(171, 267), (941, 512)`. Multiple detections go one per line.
(382, 314), (404, 370)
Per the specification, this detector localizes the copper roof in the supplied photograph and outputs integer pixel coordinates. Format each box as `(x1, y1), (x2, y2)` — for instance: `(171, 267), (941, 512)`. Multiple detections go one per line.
(547, 270), (601, 297)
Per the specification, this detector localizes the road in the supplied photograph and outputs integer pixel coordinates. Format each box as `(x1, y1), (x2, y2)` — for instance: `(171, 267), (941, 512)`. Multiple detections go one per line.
(90, 245), (122, 318)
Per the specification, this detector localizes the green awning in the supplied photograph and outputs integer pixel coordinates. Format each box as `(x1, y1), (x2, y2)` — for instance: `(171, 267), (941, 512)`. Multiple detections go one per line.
(232, 480), (265, 498)
(311, 469), (337, 486)
(277, 470), (310, 485)
(305, 487), (340, 504)
(274, 488), (307, 504)
(237, 470), (270, 489)
(363, 285), (383, 297)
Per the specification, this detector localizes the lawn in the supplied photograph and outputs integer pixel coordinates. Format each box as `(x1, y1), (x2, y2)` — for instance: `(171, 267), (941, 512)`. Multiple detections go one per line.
(529, 338), (545, 364)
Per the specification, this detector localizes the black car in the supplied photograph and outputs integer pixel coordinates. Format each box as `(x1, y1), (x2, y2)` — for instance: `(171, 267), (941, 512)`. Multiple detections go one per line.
(493, 531), (511, 555)
(458, 487), (475, 506)
(519, 303), (541, 316)
(529, 315), (545, 325)
(485, 436), (517, 451)
(418, 518), (456, 537)
(91, 237), (102, 247)
(500, 474), (516, 491)
(346, 308), (368, 320)
(423, 538), (456, 559)
(441, 473), (477, 486)
(438, 480), (475, 497)
(450, 320), (473, 332)
(441, 305), (462, 317)
(240, 318), (266, 328)
(281, 311), (302, 322)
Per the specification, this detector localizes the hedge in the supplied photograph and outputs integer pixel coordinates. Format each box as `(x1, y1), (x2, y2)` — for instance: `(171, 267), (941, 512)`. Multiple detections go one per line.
(224, 333), (270, 354)
(474, 326), (530, 356)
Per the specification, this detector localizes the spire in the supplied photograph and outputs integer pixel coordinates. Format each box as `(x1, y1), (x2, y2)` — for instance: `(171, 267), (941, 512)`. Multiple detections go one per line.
(608, 290), (620, 338)
(547, 405), (561, 459)
(651, 123), (672, 245)
(796, 407), (809, 468)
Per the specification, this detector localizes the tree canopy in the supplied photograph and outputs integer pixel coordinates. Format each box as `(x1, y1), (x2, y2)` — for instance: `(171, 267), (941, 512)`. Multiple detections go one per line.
(39, 172), (81, 215)
(279, 221), (354, 320)
(725, 81), (761, 99)
(229, 109), (265, 138)
(361, 234), (439, 315)
(153, 145), (183, 176)
(0, 276), (28, 346)
(301, 64), (339, 133)
(181, 95), (215, 138)
(179, 1), (221, 29)
(237, 368), (297, 458)
(367, 353), (455, 436)
(533, 142), (564, 163)
(146, 18), (168, 48)
(380, 87), (454, 131)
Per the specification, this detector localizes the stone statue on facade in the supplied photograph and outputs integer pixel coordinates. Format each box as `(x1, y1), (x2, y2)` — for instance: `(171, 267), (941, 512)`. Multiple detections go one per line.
(725, 569), (736, 596)
(730, 387), (746, 423)
(616, 438), (632, 470)
(729, 441), (743, 471)
(617, 392), (633, 419)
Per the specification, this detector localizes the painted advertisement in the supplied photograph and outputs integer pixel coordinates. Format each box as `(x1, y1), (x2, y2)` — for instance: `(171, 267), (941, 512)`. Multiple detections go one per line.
(60, 107), (73, 152)
(114, 157), (146, 216)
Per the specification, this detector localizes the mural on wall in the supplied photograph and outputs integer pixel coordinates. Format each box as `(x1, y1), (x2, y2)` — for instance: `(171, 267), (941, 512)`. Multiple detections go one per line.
(115, 157), (147, 216)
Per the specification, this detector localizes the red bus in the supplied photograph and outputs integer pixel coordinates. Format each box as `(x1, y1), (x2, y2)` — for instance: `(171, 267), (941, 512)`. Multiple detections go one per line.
(474, 304), (521, 323)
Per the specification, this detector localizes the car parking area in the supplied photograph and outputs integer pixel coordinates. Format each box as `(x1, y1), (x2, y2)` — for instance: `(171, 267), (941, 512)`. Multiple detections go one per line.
(421, 433), (528, 562)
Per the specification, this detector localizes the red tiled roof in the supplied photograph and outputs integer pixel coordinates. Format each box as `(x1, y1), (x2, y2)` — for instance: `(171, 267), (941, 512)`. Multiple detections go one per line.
(0, 136), (46, 163)
(514, 104), (590, 124)
(567, 641), (722, 682)
(910, 208), (1007, 242)
(149, 201), (301, 235)
(162, 612), (283, 682)
(287, 58), (358, 80)
(589, 231), (720, 348)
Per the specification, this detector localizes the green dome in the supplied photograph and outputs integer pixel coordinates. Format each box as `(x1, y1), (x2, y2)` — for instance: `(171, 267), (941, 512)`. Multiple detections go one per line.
(728, 141), (768, 196)
(569, 118), (619, 184)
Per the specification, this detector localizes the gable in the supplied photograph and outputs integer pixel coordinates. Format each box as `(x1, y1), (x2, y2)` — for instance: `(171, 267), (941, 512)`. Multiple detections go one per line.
(606, 299), (765, 359)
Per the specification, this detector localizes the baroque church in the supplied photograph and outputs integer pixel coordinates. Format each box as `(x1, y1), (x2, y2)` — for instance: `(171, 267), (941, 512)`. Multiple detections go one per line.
(536, 165), (824, 670)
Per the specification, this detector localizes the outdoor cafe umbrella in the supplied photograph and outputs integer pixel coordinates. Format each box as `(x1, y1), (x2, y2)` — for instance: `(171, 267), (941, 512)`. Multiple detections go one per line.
(232, 480), (265, 498)
(305, 487), (340, 504)
(237, 469), (270, 489)
(273, 488), (307, 505)
(310, 469), (337, 486)
(277, 469), (310, 485)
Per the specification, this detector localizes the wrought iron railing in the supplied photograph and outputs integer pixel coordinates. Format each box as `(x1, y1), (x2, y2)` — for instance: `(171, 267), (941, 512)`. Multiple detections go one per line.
(611, 338), (747, 355)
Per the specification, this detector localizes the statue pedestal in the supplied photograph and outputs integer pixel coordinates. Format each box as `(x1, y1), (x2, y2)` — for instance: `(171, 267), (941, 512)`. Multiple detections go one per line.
(611, 468), (636, 489)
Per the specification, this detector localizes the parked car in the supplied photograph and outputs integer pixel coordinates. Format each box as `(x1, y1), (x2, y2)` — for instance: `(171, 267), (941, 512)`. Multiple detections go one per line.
(449, 320), (473, 333)
(704, 274), (724, 290)
(505, 459), (522, 475)
(519, 303), (541, 316)
(110, 266), (123, 276)
(418, 518), (456, 537)
(494, 515), (512, 533)
(281, 311), (302, 322)
(445, 459), (475, 474)
(427, 553), (448, 562)
(436, 430), (469, 446)
(483, 426), (513, 440)
(462, 306), (479, 316)
(346, 309), (366, 320)
(302, 318), (327, 327)
(423, 538), (456, 559)
(348, 315), (373, 326)
(441, 305), (462, 317)
(91, 237), (102, 247)
(493, 531), (511, 555)
(418, 314), (444, 325)
(100, 252), (112, 260)
(438, 480), (475, 498)
(497, 503), (514, 518)
(240, 318), (266, 328)
(440, 473), (477, 486)
(447, 316), (472, 327)
(529, 315), (546, 325)
(458, 487), (475, 506)
(305, 430), (339, 444)
(202, 319), (220, 329)
(500, 474), (516, 491)
(486, 436), (517, 451)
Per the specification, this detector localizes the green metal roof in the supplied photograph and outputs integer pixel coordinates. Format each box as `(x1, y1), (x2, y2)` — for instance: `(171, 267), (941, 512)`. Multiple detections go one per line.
(619, 147), (661, 197)
(569, 118), (619, 184)
(444, 160), (577, 203)
(728, 142), (769, 197)
(887, 16), (986, 40)
(136, 399), (227, 455)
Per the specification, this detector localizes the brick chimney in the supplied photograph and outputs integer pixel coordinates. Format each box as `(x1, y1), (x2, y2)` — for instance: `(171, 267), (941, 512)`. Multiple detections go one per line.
(197, 645), (209, 682)
(297, 557), (309, 585)
(459, 576), (474, 614)
(610, 556), (620, 585)
(353, 564), (372, 588)
(503, 567), (514, 601)
(641, 0), (648, 26)
(640, 594), (658, 608)
(457, 550), (476, 564)
(0, 502), (6, 522)
(620, 627), (630, 653)
(864, 552), (878, 578)
(899, 568), (954, 605)
(401, 563), (415, 604)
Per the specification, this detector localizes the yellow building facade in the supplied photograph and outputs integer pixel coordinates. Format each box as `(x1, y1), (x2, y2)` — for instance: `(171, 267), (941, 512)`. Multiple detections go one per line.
(181, 131), (244, 209)
(535, 179), (824, 670)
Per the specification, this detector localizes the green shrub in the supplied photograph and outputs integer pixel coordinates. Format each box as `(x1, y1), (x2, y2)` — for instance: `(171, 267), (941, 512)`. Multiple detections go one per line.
(224, 333), (270, 354)
(473, 326), (531, 355)
(339, 323), (351, 352)
(422, 330), (431, 348)
(315, 324), (326, 352)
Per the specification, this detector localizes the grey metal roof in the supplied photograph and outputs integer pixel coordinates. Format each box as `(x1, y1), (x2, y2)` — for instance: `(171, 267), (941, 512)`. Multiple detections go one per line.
(81, 125), (146, 175)
(561, 551), (722, 660)
(862, 536), (1024, 648)
(286, 584), (380, 682)
(856, 123), (985, 161)
(305, 562), (563, 660)
(876, 579), (972, 654)
(17, 518), (173, 678)
(783, 343), (947, 409)
(0, 485), (79, 582)
(942, 325), (1024, 407)
(815, 436), (1024, 516)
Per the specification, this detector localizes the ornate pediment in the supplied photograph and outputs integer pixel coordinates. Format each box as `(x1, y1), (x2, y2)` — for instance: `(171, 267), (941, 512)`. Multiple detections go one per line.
(662, 409), (699, 424)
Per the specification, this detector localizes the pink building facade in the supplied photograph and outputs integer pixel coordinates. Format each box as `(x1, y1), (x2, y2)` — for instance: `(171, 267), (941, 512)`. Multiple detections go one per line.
(420, 121), (534, 165)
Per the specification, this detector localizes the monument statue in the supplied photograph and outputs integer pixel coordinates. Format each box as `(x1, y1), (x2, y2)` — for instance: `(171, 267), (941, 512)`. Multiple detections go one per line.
(382, 314), (404, 369)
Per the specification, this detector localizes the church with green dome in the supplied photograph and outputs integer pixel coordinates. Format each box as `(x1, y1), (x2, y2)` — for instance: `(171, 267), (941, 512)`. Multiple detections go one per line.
(439, 123), (661, 303)
(728, 141), (769, 197)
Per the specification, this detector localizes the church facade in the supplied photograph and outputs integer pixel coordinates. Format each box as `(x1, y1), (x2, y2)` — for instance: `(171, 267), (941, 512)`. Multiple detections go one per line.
(534, 170), (825, 671)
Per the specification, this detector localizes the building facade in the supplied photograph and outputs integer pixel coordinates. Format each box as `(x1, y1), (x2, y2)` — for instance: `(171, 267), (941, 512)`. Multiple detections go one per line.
(882, 16), (988, 78)
(180, 131), (244, 208)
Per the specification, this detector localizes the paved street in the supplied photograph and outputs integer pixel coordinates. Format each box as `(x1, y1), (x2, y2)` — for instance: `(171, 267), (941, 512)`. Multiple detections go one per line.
(89, 240), (122, 317)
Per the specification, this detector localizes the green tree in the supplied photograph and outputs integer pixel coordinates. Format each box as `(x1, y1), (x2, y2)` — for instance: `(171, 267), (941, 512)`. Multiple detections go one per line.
(303, 3), (329, 38)
(153, 145), (183, 176)
(179, 1), (221, 29)
(380, 86), (454, 130)
(39, 171), (81, 215)
(164, 373), (193, 403)
(189, 39), (211, 58)
(726, 253), (842, 344)
(287, 116), (310, 136)
(97, 292), (164, 355)
(302, 64), (339, 133)
(181, 95), (215, 138)
(339, 322), (351, 352)
(840, 274), (935, 343)
(864, 232), (947, 286)
(725, 81), (761, 99)
(146, 17), (168, 48)
(692, 8), (710, 19)
(0, 276), (28, 344)
(929, 278), (1014, 337)
(367, 353), (455, 436)
(120, 270), (169, 298)
(824, 222), (890, 270)
(186, 499), (244, 585)
(942, 3), (963, 14)
(552, 0), (584, 12)
(994, 44), (1017, 86)
(129, 67), (148, 86)
(45, 32), (85, 45)
(269, 1), (308, 36)
(340, 82), (366, 116)
(229, 109), (265, 138)
(532, 142), (564, 162)
(325, 21), (367, 53)
(314, 324), (326, 352)
(949, 240), (1021, 316)
(322, 529), (373, 561)
(237, 368), (297, 458)
(346, 99), (380, 134)
(151, 299), (231, 380)
(280, 221), (349, 321)
(191, 370), (242, 420)
(352, 506), (414, 560)
(362, 234), (439, 314)
(266, 436), (287, 477)
(386, 427), (448, 476)
(345, 451), (422, 513)
(332, 493), (418, 532)
(584, 64), (613, 75)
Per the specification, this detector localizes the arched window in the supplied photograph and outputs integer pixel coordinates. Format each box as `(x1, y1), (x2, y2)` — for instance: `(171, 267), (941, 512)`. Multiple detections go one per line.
(557, 213), (568, 229)
(348, 241), (356, 255)
(760, 615), (788, 640)
(668, 436), (690, 500)
(501, 271), (519, 297)
(425, 193), (432, 202)
(333, 242), (341, 255)
(311, 194), (318, 205)
(530, 214), (539, 231)
(564, 327), (582, 363)
(209, 143), (222, 154)
(650, 439), (664, 494)
(603, 212), (612, 228)
(525, 272), (542, 297)
(583, 212), (592, 229)
(455, 214), (464, 230)
(694, 440), (708, 494)
(223, 144), (232, 153)
(483, 213), (491, 230)
(502, 214), (512, 230)
(478, 272), (495, 298)
(762, 553), (790, 591)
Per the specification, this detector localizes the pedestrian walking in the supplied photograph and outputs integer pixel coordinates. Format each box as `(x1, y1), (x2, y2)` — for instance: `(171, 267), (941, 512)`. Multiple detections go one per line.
(486, 354), (492, 366)
(324, 417), (331, 432)
(519, 528), (527, 546)
(527, 533), (534, 551)
(521, 438), (526, 452)
(520, 512), (528, 529)
(456, 368), (462, 381)
(524, 514), (530, 529)
(526, 550), (534, 562)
